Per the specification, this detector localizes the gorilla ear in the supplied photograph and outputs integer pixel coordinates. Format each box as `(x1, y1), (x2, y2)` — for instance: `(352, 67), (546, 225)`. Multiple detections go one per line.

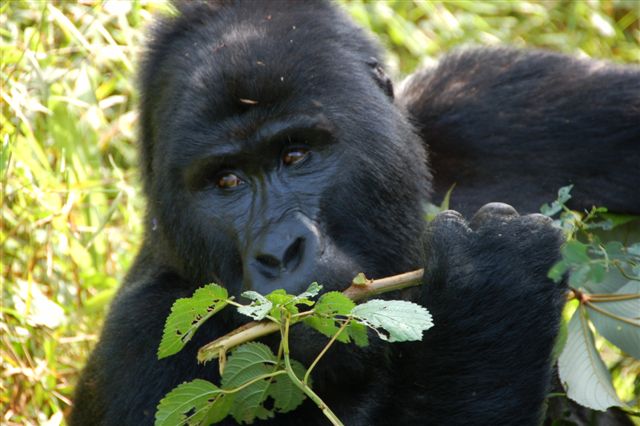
(367, 57), (394, 100)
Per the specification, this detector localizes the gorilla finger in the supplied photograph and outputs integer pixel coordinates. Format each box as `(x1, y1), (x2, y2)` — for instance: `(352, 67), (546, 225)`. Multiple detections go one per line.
(426, 210), (472, 249)
(520, 213), (553, 226)
(469, 202), (519, 231)
(517, 213), (562, 244)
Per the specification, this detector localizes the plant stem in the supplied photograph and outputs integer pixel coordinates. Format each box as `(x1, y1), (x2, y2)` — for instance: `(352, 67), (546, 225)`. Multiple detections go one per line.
(303, 318), (351, 385)
(589, 293), (640, 302)
(198, 269), (427, 361)
(341, 269), (424, 301)
(221, 371), (287, 394)
(281, 315), (344, 426)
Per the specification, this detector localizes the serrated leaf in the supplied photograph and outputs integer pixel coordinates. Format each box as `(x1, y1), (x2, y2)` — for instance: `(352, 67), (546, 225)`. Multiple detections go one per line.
(348, 321), (369, 347)
(238, 291), (273, 320)
(201, 393), (235, 425)
(563, 241), (590, 264)
(551, 316), (569, 362)
(265, 290), (299, 321)
(584, 261), (635, 294)
(351, 299), (433, 342)
(588, 281), (640, 359)
(221, 343), (277, 423)
(304, 292), (355, 343)
(296, 282), (322, 300)
(155, 379), (228, 426)
(158, 284), (229, 359)
(548, 260), (568, 283)
(540, 184), (573, 216)
(269, 359), (308, 413)
(558, 307), (624, 411)
(315, 291), (355, 315)
(604, 241), (625, 258)
(568, 264), (591, 288)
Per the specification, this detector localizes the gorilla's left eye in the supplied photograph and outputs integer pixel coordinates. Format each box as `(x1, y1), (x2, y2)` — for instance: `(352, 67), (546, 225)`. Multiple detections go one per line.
(282, 148), (309, 166)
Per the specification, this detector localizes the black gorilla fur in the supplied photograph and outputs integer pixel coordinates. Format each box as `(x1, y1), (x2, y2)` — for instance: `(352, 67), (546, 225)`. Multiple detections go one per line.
(71, 1), (640, 425)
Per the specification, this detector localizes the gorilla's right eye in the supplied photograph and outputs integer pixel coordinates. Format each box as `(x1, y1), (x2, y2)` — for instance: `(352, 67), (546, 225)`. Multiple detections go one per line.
(216, 172), (244, 189)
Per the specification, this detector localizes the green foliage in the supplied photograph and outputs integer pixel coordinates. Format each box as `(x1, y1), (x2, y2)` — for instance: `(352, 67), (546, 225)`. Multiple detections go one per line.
(343, 1), (640, 76)
(237, 292), (273, 321)
(158, 284), (229, 359)
(352, 300), (434, 343)
(541, 186), (640, 413)
(304, 292), (357, 344)
(220, 343), (310, 422)
(587, 281), (640, 360)
(558, 306), (625, 411)
(156, 283), (433, 424)
(540, 184), (573, 217)
(155, 380), (230, 426)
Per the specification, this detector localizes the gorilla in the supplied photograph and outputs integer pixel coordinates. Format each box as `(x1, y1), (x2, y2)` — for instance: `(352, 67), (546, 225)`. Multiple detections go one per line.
(71, 1), (640, 425)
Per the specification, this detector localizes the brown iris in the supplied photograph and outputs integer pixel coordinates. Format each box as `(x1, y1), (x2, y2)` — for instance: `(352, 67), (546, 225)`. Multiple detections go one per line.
(216, 173), (243, 188)
(283, 148), (309, 166)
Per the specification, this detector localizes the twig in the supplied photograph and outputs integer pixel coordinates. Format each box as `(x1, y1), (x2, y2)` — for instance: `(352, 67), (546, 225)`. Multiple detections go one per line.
(199, 268), (578, 361)
(281, 314), (344, 426)
(198, 269), (425, 362)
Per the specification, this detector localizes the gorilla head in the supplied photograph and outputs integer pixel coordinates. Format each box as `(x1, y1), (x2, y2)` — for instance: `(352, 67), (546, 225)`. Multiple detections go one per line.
(138, 1), (431, 298)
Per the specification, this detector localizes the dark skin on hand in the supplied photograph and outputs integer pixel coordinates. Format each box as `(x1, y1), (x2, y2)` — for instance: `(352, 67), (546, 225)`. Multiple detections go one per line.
(71, 1), (640, 425)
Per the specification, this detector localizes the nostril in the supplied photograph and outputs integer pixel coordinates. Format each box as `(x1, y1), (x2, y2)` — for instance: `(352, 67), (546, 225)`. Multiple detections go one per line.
(283, 237), (304, 269)
(256, 254), (280, 269)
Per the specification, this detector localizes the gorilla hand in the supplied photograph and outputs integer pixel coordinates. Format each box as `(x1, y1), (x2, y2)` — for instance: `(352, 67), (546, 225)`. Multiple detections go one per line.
(415, 203), (566, 425)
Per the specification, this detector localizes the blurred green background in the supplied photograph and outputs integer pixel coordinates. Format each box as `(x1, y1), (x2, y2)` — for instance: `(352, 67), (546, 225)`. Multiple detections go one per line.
(2, 1), (639, 424)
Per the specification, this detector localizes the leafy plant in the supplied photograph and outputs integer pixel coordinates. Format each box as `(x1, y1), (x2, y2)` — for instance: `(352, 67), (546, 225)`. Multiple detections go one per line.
(543, 186), (639, 414)
(155, 281), (433, 425)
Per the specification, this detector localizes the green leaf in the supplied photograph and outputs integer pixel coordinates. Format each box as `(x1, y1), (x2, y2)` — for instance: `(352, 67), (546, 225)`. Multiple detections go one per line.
(558, 307), (624, 411)
(315, 291), (355, 316)
(269, 359), (308, 413)
(201, 394), (235, 425)
(598, 213), (639, 229)
(547, 260), (568, 283)
(568, 264), (590, 288)
(587, 263), (606, 284)
(155, 379), (229, 426)
(305, 292), (355, 343)
(351, 299), (433, 342)
(604, 241), (625, 258)
(551, 316), (568, 362)
(265, 290), (299, 321)
(540, 184), (573, 217)
(562, 240), (590, 264)
(237, 291), (273, 320)
(221, 343), (277, 423)
(158, 284), (229, 359)
(295, 282), (322, 300)
(587, 281), (640, 359)
(584, 261), (634, 294)
(348, 320), (369, 347)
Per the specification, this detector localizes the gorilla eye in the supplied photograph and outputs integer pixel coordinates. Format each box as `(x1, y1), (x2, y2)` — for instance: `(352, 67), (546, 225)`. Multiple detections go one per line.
(216, 172), (244, 189)
(282, 148), (309, 166)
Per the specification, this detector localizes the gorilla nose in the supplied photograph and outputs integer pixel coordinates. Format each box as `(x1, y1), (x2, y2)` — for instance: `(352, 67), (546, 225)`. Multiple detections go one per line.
(245, 215), (319, 293)
(254, 237), (305, 275)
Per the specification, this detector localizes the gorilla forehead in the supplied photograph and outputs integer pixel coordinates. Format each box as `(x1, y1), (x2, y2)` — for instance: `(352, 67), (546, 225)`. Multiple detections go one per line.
(159, 1), (382, 106)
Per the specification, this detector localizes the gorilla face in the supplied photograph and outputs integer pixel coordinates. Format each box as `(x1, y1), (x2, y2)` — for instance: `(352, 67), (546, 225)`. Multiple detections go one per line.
(140, 3), (431, 299)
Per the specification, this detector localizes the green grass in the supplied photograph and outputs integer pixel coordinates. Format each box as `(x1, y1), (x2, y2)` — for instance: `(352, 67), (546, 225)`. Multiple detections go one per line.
(2, 1), (638, 424)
